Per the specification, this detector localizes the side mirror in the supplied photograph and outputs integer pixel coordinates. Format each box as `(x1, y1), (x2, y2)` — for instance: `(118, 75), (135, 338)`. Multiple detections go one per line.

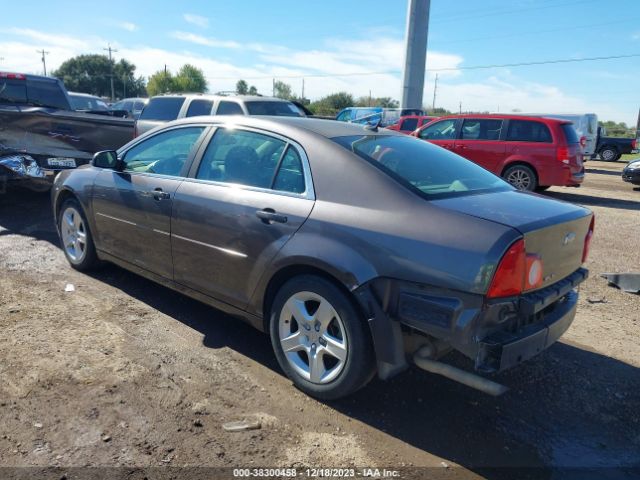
(91, 150), (121, 170)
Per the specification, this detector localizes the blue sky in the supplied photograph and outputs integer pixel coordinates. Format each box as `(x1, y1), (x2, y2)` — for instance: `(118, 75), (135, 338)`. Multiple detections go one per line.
(1, 0), (639, 124)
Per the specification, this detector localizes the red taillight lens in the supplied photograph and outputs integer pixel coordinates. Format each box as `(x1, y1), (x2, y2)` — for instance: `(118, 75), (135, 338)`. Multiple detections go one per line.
(487, 239), (526, 298)
(632, 139), (637, 150)
(579, 136), (586, 148)
(557, 146), (570, 163)
(488, 240), (546, 298)
(582, 216), (595, 263)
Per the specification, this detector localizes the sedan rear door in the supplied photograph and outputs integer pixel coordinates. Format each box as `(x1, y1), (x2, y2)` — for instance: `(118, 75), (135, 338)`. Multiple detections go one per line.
(171, 126), (315, 309)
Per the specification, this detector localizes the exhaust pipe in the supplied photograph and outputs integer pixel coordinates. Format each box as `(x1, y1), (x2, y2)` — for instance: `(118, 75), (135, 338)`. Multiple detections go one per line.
(414, 345), (508, 396)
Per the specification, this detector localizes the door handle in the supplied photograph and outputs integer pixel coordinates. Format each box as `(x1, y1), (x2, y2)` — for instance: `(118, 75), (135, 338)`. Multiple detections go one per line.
(256, 208), (288, 224)
(152, 188), (170, 200)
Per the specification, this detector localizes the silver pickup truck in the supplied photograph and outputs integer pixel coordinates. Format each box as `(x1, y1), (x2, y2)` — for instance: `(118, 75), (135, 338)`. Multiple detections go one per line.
(0, 72), (134, 190)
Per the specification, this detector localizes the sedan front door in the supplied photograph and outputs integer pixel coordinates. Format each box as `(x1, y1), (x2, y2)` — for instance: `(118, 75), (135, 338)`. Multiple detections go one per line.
(92, 125), (207, 279)
(171, 127), (315, 309)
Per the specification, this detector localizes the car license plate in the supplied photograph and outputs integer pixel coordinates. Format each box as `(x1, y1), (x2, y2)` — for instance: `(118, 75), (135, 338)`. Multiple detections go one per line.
(48, 158), (76, 168)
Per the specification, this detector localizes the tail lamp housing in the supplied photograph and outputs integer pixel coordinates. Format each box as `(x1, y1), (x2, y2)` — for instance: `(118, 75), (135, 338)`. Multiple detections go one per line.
(487, 239), (544, 299)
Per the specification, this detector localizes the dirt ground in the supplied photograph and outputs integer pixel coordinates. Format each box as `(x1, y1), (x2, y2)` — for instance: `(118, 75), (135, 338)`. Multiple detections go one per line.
(0, 159), (639, 480)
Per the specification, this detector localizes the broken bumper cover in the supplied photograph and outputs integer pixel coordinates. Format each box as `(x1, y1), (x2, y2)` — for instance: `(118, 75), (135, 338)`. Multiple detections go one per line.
(477, 268), (588, 372)
(0, 154), (57, 186)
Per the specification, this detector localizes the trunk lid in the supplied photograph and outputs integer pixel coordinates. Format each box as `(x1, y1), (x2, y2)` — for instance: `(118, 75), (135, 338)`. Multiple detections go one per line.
(432, 190), (592, 290)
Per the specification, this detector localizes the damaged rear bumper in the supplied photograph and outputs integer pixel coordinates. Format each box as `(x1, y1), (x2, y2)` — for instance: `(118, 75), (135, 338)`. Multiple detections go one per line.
(0, 154), (59, 189)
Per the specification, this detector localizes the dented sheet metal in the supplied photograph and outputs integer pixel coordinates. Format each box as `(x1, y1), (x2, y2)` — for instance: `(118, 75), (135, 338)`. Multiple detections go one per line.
(601, 273), (640, 293)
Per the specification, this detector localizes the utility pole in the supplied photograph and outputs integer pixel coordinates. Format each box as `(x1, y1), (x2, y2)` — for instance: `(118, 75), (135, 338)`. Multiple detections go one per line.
(431, 73), (438, 111)
(401, 0), (430, 110)
(301, 78), (305, 100)
(459, 101), (462, 114)
(272, 78), (275, 97)
(369, 90), (372, 107)
(37, 49), (49, 76)
(103, 44), (118, 101)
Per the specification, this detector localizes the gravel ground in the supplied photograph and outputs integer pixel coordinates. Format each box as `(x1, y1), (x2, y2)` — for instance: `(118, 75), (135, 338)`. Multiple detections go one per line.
(0, 159), (639, 480)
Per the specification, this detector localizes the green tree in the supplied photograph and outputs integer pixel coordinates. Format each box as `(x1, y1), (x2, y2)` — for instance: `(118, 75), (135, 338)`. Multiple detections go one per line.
(147, 70), (174, 96)
(53, 54), (145, 99)
(355, 96), (399, 108)
(309, 92), (354, 116)
(236, 79), (248, 95)
(173, 64), (208, 93)
(248, 85), (258, 95)
(273, 80), (293, 100)
(599, 120), (634, 138)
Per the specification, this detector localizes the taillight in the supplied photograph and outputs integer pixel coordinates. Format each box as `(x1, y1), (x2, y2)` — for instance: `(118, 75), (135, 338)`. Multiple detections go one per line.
(487, 239), (544, 298)
(579, 136), (586, 148)
(0, 72), (26, 80)
(582, 216), (595, 263)
(556, 146), (570, 164)
(632, 139), (637, 150)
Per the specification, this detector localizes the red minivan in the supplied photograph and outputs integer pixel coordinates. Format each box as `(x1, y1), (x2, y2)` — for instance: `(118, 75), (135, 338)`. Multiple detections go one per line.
(412, 114), (584, 191)
(386, 115), (438, 134)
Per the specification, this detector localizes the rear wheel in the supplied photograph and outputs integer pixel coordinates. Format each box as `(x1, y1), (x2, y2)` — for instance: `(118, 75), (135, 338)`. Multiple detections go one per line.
(503, 164), (537, 191)
(269, 275), (375, 400)
(535, 186), (550, 192)
(600, 146), (618, 162)
(58, 198), (99, 271)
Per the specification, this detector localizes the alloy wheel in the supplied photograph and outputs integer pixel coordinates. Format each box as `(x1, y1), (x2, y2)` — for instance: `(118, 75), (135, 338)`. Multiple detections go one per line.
(506, 169), (532, 190)
(278, 291), (348, 384)
(61, 206), (87, 263)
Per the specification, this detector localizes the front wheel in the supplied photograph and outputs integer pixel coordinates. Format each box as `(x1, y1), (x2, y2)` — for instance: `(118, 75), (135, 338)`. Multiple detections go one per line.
(58, 198), (99, 271)
(269, 275), (375, 400)
(503, 164), (537, 191)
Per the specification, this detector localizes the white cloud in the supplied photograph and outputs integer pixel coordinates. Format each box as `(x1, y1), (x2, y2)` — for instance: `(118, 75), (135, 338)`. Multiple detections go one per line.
(170, 31), (241, 49)
(116, 22), (137, 32)
(183, 13), (209, 29)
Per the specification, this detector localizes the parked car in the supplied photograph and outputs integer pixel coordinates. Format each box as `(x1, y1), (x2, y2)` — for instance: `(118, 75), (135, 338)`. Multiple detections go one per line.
(413, 114), (584, 191)
(0, 72), (134, 190)
(595, 126), (639, 161)
(135, 94), (306, 137)
(335, 107), (424, 127)
(509, 113), (598, 158)
(68, 92), (129, 118)
(386, 115), (438, 134)
(622, 159), (640, 186)
(52, 116), (593, 400)
(111, 97), (148, 119)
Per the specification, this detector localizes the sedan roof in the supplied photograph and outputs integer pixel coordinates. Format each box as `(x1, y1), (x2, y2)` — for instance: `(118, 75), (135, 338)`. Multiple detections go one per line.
(169, 115), (401, 139)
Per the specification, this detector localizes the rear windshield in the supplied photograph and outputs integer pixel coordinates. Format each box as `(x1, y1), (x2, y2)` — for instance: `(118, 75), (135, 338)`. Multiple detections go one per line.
(1, 77), (69, 109)
(333, 135), (510, 198)
(245, 101), (303, 117)
(561, 123), (580, 144)
(0, 79), (28, 103)
(140, 97), (185, 121)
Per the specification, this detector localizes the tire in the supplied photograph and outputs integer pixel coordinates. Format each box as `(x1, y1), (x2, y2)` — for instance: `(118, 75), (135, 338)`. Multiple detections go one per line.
(535, 186), (550, 192)
(269, 275), (375, 400)
(503, 164), (537, 191)
(600, 146), (618, 162)
(58, 198), (99, 271)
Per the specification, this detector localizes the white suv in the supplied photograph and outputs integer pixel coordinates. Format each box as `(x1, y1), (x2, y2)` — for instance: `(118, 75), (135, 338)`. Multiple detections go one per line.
(135, 94), (306, 137)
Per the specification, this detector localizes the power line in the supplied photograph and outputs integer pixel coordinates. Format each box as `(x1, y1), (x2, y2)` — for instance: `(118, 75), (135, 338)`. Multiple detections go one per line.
(434, 0), (598, 23)
(205, 53), (640, 81)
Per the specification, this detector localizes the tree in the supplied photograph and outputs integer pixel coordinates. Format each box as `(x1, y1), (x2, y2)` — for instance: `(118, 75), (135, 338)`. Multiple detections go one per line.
(599, 120), (634, 138)
(309, 92), (354, 116)
(53, 54), (145, 98)
(236, 80), (248, 95)
(146, 70), (174, 96)
(248, 85), (258, 95)
(273, 80), (293, 100)
(173, 64), (207, 93)
(355, 96), (399, 108)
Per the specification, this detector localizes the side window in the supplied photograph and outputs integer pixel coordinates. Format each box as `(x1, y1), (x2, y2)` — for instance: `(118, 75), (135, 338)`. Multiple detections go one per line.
(336, 110), (351, 122)
(507, 120), (552, 143)
(122, 101), (133, 111)
(461, 119), (503, 140)
(273, 146), (305, 194)
(123, 127), (205, 177)
(186, 99), (213, 117)
(134, 101), (145, 111)
(196, 128), (286, 188)
(419, 119), (457, 140)
(216, 101), (244, 115)
(400, 118), (419, 131)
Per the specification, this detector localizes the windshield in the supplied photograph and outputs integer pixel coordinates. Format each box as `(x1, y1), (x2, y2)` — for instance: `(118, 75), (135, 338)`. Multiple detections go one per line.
(332, 135), (510, 198)
(245, 101), (303, 117)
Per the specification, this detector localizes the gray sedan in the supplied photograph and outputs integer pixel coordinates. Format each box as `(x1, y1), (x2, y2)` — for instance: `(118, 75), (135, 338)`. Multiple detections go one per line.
(52, 116), (594, 399)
